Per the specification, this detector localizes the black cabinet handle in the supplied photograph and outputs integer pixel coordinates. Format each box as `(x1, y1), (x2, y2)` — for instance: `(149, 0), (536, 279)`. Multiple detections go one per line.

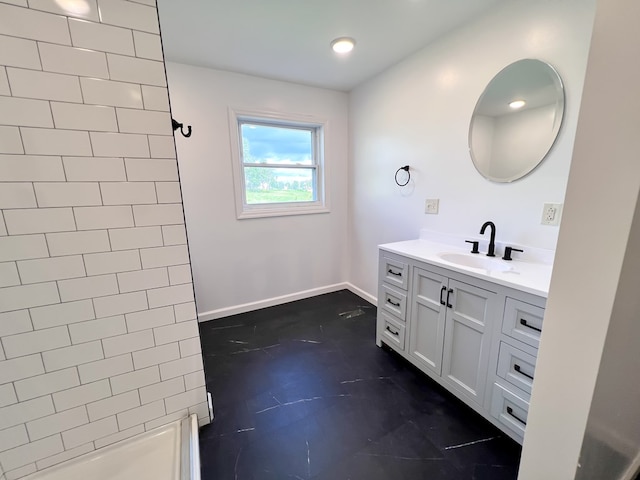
(519, 318), (542, 333)
(446, 288), (453, 308)
(385, 326), (399, 336)
(514, 364), (534, 380)
(507, 406), (527, 426)
(440, 286), (447, 306)
(387, 298), (400, 307)
(388, 269), (402, 277)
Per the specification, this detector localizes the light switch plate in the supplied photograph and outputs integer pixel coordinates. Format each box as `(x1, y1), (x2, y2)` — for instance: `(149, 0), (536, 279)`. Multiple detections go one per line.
(425, 199), (439, 214)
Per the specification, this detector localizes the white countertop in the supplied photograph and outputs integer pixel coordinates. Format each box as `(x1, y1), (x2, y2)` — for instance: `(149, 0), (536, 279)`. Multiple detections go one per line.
(379, 238), (553, 298)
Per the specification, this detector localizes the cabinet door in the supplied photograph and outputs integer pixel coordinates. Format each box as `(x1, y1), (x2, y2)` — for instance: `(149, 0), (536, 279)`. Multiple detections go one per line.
(442, 279), (497, 404)
(408, 267), (447, 376)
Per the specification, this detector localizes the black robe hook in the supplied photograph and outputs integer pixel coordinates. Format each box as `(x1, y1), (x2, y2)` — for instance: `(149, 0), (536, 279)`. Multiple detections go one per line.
(172, 118), (192, 138)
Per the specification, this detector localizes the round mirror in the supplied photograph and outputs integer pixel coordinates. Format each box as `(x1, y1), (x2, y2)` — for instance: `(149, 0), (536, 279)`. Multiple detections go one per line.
(469, 59), (565, 183)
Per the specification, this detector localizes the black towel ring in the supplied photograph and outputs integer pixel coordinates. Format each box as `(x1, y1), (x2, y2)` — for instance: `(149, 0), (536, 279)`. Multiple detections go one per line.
(172, 118), (192, 138)
(395, 165), (410, 186)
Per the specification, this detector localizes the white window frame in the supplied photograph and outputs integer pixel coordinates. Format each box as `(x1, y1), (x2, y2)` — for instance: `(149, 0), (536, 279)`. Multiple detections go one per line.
(228, 108), (329, 219)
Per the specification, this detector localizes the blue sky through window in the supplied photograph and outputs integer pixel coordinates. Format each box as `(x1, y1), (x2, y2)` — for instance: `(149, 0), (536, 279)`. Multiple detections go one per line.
(241, 124), (312, 165)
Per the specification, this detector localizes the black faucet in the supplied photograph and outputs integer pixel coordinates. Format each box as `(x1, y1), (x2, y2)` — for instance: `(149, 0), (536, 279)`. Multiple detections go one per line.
(479, 221), (496, 257)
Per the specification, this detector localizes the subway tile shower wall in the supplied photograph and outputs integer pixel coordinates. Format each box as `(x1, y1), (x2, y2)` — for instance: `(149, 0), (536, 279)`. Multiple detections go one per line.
(0, 2), (209, 479)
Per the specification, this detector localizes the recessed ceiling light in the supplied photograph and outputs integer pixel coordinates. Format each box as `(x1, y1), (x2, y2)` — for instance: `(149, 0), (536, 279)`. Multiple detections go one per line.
(509, 100), (526, 109)
(331, 37), (356, 54)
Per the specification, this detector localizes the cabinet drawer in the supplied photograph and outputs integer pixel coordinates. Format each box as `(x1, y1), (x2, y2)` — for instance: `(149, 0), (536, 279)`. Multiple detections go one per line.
(380, 284), (407, 322)
(380, 312), (406, 351)
(497, 342), (537, 395)
(490, 382), (529, 442)
(380, 256), (409, 290)
(502, 298), (545, 349)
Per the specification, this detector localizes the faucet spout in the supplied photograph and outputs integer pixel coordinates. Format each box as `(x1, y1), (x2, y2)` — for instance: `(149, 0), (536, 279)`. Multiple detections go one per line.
(479, 221), (496, 257)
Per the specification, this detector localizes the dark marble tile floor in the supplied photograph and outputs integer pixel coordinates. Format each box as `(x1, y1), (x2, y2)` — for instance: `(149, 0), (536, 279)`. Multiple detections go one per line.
(198, 290), (521, 479)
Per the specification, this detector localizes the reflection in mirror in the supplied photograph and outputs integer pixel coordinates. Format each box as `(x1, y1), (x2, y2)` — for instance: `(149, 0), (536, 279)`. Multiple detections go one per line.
(469, 59), (565, 183)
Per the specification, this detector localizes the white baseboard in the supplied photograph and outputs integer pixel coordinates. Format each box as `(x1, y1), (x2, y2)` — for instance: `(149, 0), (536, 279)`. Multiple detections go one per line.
(198, 282), (378, 322)
(345, 282), (377, 306)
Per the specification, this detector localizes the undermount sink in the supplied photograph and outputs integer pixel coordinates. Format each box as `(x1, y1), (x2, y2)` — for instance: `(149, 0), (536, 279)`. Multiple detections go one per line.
(438, 252), (513, 272)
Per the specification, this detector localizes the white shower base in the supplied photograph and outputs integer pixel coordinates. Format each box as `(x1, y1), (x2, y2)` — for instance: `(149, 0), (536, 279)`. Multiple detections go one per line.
(23, 414), (201, 480)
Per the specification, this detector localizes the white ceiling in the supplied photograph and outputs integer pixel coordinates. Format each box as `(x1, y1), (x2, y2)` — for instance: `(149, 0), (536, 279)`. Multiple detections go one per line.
(156, 0), (506, 92)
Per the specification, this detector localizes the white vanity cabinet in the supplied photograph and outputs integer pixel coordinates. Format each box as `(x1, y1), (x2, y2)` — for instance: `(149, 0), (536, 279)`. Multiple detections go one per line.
(375, 246), (548, 444)
(409, 266), (499, 407)
(377, 253), (410, 353)
(488, 293), (545, 442)
(406, 267), (445, 375)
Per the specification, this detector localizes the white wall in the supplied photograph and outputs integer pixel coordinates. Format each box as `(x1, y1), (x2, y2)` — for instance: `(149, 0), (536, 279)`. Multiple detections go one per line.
(576, 195), (640, 479)
(348, 0), (595, 299)
(165, 64), (349, 319)
(518, 0), (640, 477)
(0, 2), (208, 479)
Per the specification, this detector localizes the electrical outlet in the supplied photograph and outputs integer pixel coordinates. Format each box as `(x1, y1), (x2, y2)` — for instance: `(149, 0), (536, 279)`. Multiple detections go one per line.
(425, 199), (439, 214)
(541, 203), (563, 226)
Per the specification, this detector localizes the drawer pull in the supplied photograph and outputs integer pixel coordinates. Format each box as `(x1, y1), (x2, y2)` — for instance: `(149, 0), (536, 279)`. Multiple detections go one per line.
(385, 326), (399, 336)
(440, 286), (447, 306)
(387, 298), (401, 307)
(519, 318), (542, 333)
(507, 406), (527, 426)
(387, 269), (402, 277)
(514, 364), (534, 381)
(446, 288), (453, 308)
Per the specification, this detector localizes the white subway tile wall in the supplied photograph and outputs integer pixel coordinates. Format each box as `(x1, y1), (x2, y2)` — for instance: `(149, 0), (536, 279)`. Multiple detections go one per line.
(0, 68), (9, 96)
(141, 85), (170, 111)
(0, 2), (207, 478)
(27, 0), (100, 22)
(67, 19), (134, 56)
(0, 126), (23, 154)
(109, 365), (160, 395)
(0, 97), (53, 128)
(0, 35), (41, 70)
(92, 424), (144, 449)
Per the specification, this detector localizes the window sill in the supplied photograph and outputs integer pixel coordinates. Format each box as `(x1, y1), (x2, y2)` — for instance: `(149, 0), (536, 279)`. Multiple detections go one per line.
(236, 203), (330, 220)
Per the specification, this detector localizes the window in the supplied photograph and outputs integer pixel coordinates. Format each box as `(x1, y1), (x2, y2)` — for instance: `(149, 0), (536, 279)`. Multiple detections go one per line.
(229, 109), (328, 219)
